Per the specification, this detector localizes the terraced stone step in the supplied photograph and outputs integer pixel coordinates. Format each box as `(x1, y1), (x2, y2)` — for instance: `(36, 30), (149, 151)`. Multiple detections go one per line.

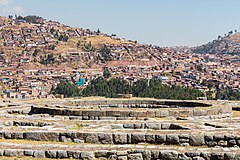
(0, 131), (240, 148)
(0, 140), (239, 160)
(29, 104), (232, 119)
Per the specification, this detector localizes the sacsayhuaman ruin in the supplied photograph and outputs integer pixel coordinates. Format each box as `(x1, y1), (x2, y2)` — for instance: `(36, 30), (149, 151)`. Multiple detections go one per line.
(0, 98), (239, 159)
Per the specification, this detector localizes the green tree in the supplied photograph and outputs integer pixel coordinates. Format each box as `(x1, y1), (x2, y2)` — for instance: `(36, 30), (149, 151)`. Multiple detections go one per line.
(103, 68), (111, 78)
(100, 45), (112, 61)
(58, 34), (69, 42)
(97, 28), (101, 34)
(82, 77), (204, 100)
(51, 81), (81, 97)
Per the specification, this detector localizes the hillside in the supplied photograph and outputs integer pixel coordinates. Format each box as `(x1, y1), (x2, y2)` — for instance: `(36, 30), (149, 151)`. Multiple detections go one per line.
(0, 15), (164, 69)
(192, 32), (240, 54)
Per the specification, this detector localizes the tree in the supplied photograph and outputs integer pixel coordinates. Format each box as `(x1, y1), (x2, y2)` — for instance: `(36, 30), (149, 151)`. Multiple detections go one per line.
(82, 77), (131, 98)
(103, 68), (111, 78)
(51, 81), (81, 97)
(33, 49), (40, 57)
(100, 45), (112, 61)
(58, 34), (69, 42)
(82, 77), (204, 100)
(77, 40), (81, 48)
(82, 41), (95, 52)
(97, 28), (101, 34)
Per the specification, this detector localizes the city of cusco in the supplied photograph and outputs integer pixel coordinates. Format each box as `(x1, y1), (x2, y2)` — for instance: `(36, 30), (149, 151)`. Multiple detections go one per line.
(0, 0), (239, 160)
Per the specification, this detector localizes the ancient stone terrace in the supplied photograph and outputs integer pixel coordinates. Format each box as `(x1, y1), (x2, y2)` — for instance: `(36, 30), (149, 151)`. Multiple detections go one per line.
(0, 98), (239, 160)
(29, 99), (231, 119)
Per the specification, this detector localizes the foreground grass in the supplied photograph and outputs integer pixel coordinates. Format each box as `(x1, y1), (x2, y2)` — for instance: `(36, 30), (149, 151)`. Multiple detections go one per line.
(233, 111), (240, 117)
(0, 139), (76, 146)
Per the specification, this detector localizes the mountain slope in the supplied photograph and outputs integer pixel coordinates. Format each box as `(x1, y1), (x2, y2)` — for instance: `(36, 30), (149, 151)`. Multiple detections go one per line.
(0, 15), (165, 70)
(192, 32), (240, 54)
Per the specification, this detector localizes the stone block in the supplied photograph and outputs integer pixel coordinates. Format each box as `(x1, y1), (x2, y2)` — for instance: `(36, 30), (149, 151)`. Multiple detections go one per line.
(206, 141), (217, 147)
(131, 133), (145, 144)
(224, 153), (236, 160)
(145, 134), (155, 143)
(146, 111), (156, 117)
(119, 111), (131, 117)
(161, 123), (171, 129)
(116, 151), (128, 156)
(71, 132), (85, 140)
(123, 124), (134, 129)
(33, 150), (46, 158)
(200, 152), (211, 160)
(189, 135), (205, 146)
(151, 150), (160, 159)
(228, 139), (236, 146)
(73, 138), (84, 143)
(204, 135), (213, 141)
(60, 136), (72, 142)
(193, 110), (202, 116)
(57, 150), (68, 158)
(0, 132), (4, 139)
(25, 132), (59, 141)
(218, 140), (228, 147)
(4, 149), (24, 157)
(169, 110), (179, 117)
(192, 156), (205, 160)
(4, 132), (11, 139)
(160, 150), (178, 160)
(179, 110), (193, 117)
(117, 156), (127, 160)
(128, 153), (143, 160)
(67, 151), (81, 159)
(179, 134), (189, 139)
(211, 152), (224, 160)
(185, 152), (200, 157)
(134, 123), (142, 129)
(85, 133), (99, 143)
(148, 123), (161, 130)
(81, 152), (94, 160)
(166, 134), (179, 144)
(213, 135), (225, 141)
(113, 133), (128, 144)
(98, 133), (113, 144)
(142, 150), (151, 160)
(156, 134), (166, 144)
(24, 150), (34, 156)
(106, 111), (122, 117)
(95, 151), (108, 158)
(45, 150), (57, 158)
(178, 153), (191, 160)
(111, 124), (124, 130)
(11, 132), (24, 139)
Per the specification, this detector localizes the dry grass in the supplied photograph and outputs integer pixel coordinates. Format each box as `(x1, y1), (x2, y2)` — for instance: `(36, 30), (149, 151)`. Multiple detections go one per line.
(0, 139), (76, 146)
(83, 36), (133, 46)
(56, 35), (133, 54)
(232, 111), (240, 117)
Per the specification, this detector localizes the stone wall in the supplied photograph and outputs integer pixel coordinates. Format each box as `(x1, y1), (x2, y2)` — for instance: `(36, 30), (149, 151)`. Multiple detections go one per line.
(1, 131), (240, 148)
(71, 99), (212, 108)
(29, 104), (232, 118)
(0, 148), (238, 160)
(111, 122), (190, 130)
